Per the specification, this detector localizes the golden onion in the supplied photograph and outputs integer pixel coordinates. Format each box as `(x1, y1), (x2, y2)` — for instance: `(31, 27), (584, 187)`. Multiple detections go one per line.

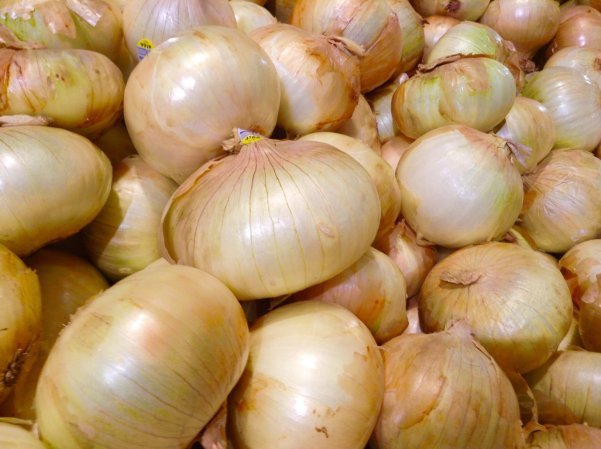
(559, 239), (601, 307)
(547, 6), (601, 57)
(526, 424), (601, 449)
(0, 423), (47, 449)
(231, 1), (276, 34)
(545, 46), (601, 92)
(337, 95), (382, 153)
(381, 134), (414, 170)
(422, 15), (460, 60)
(419, 242), (573, 373)
(386, 0), (426, 75)
(410, 0), (491, 21)
(92, 120), (137, 166)
(579, 296), (601, 352)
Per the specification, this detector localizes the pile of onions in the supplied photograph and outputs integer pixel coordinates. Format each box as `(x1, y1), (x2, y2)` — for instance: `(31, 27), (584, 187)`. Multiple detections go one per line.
(381, 134), (413, 169)
(0, 126), (112, 256)
(396, 125), (523, 248)
(35, 261), (250, 449)
(160, 133), (381, 300)
(93, 121), (138, 165)
(228, 300), (384, 449)
(231, 1), (276, 34)
(526, 424), (601, 448)
(0, 423), (47, 449)
(124, 26), (281, 183)
(409, 0), (491, 21)
(368, 75), (407, 143)
(291, 0), (403, 92)
(372, 325), (524, 449)
(546, 6), (601, 57)
(337, 95), (382, 152)
(84, 155), (178, 281)
(250, 24), (361, 137)
(520, 150), (601, 254)
(419, 242), (573, 373)
(386, 0), (425, 74)
(422, 15), (460, 59)
(545, 46), (601, 91)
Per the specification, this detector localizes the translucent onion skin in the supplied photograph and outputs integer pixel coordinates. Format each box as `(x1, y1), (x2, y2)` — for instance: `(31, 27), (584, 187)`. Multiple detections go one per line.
(386, 0), (426, 75)
(0, 126), (112, 257)
(124, 26), (280, 184)
(337, 95), (382, 153)
(84, 155), (178, 282)
(35, 261), (250, 449)
(231, 1), (276, 34)
(392, 57), (516, 139)
(228, 300), (384, 449)
(250, 24), (361, 137)
(92, 120), (138, 166)
(422, 15), (460, 60)
(291, 0), (403, 93)
(526, 424), (601, 449)
(545, 46), (601, 92)
(372, 326), (524, 449)
(546, 6), (601, 57)
(409, 0), (491, 21)
(396, 126), (523, 248)
(521, 67), (601, 152)
(419, 242), (573, 373)
(160, 137), (381, 301)
(0, 423), (47, 449)
(0, 48), (124, 139)
(289, 248), (408, 344)
(559, 239), (601, 307)
(520, 150), (601, 254)
(381, 134), (414, 170)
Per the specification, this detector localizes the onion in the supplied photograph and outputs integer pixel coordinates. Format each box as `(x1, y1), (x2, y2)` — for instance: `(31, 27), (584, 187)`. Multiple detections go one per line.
(0, 0), (122, 62)
(557, 314), (583, 350)
(35, 261), (250, 449)
(124, 26), (280, 183)
(160, 133), (381, 301)
(392, 57), (516, 139)
(231, 1), (276, 34)
(367, 75), (407, 143)
(545, 46), (601, 92)
(386, 0), (426, 75)
(479, 0), (560, 58)
(270, 0), (297, 23)
(520, 150), (601, 254)
(0, 48), (124, 139)
(526, 424), (601, 449)
(291, 0), (403, 93)
(559, 239), (601, 307)
(502, 225), (540, 251)
(250, 24), (361, 137)
(547, 6), (601, 57)
(83, 155), (178, 282)
(92, 120), (137, 165)
(0, 126), (112, 257)
(403, 296), (422, 333)
(419, 242), (573, 373)
(579, 296), (601, 352)
(337, 95), (382, 153)
(0, 423), (47, 449)
(381, 134), (413, 170)
(409, 0), (491, 20)
(289, 248), (408, 344)
(228, 300), (384, 449)
(123, 0), (236, 61)
(524, 350), (601, 427)
(396, 125), (523, 248)
(495, 96), (555, 174)
(422, 15), (460, 60)
(372, 324), (524, 449)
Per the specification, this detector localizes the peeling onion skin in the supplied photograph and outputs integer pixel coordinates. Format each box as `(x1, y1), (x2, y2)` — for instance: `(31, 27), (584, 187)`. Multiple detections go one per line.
(0, 422), (48, 449)
(526, 424), (601, 449)
(228, 300), (384, 449)
(419, 242), (573, 373)
(409, 0), (491, 21)
(35, 261), (250, 449)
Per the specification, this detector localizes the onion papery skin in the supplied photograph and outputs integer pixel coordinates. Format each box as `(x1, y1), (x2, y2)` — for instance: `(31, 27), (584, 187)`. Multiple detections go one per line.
(386, 0), (426, 75)
(337, 95), (382, 153)
(546, 6), (601, 57)
(0, 423), (48, 449)
(381, 134), (414, 170)
(409, 0), (491, 21)
(231, 1), (276, 34)
(520, 150), (601, 254)
(524, 350), (601, 427)
(291, 0), (403, 93)
(521, 67), (601, 152)
(228, 300), (384, 449)
(392, 57), (516, 139)
(396, 125), (523, 248)
(160, 137), (381, 301)
(0, 48), (124, 139)
(124, 26), (280, 184)
(92, 120), (138, 166)
(545, 46), (601, 92)
(250, 24), (361, 137)
(422, 15), (460, 60)
(372, 327), (524, 449)
(0, 0), (123, 62)
(419, 242), (573, 373)
(35, 262), (250, 449)
(479, 0), (560, 58)
(84, 155), (178, 282)
(526, 424), (601, 449)
(289, 248), (408, 344)
(0, 126), (112, 257)
(559, 239), (601, 307)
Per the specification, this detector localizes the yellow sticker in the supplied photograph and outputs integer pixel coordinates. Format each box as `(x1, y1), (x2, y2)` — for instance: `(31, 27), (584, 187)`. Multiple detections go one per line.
(238, 129), (264, 144)
(136, 38), (154, 61)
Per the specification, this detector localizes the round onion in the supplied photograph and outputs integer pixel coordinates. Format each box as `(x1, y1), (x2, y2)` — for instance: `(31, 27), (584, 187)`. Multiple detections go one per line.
(35, 261), (250, 449)
(422, 15), (460, 60)
(545, 46), (601, 92)
(520, 150), (601, 254)
(124, 26), (281, 183)
(367, 75), (407, 143)
(419, 242), (573, 373)
(546, 6), (601, 57)
(228, 300), (384, 449)
(526, 424), (601, 449)
(386, 0), (426, 75)
(93, 120), (138, 166)
(380, 134), (414, 170)
(84, 155), (178, 281)
(559, 239), (601, 307)
(373, 325), (524, 449)
(0, 423), (47, 449)
(409, 0), (491, 21)
(337, 95), (382, 153)
(396, 125), (523, 248)
(231, 1), (276, 34)
(160, 134), (381, 300)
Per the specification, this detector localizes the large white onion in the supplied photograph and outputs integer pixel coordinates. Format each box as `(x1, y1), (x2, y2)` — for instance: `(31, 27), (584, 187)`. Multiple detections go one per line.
(419, 242), (573, 373)
(409, 0), (491, 20)
(231, 1), (276, 34)
(386, 0), (426, 75)
(422, 15), (460, 60)
(545, 46), (601, 92)
(526, 424), (601, 449)
(124, 26), (281, 183)
(0, 423), (47, 449)
(337, 95), (382, 153)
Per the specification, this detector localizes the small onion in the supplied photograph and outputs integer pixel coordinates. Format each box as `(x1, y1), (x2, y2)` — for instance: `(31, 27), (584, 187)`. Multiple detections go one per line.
(0, 423), (47, 449)
(386, 0), (426, 75)
(545, 46), (601, 92)
(526, 424), (601, 449)
(270, 0), (297, 23)
(228, 300), (384, 449)
(367, 75), (407, 143)
(547, 6), (601, 57)
(419, 242), (573, 373)
(409, 0), (491, 21)
(124, 26), (281, 183)
(559, 239), (601, 307)
(396, 125), (523, 248)
(337, 95), (382, 153)
(520, 150), (601, 254)
(422, 15), (460, 60)
(231, 1), (276, 34)
(92, 120), (138, 166)
(381, 134), (414, 170)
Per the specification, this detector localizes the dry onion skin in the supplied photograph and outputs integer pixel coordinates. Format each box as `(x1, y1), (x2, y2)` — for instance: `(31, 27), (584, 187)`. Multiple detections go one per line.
(396, 125), (523, 248)
(250, 24), (361, 137)
(84, 155), (178, 282)
(381, 134), (414, 170)
(160, 134), (381, 301)
(337, 95), (382, 153)
(386, 0), (426, 75)
(546, 6), (601, 57)
(228, 300), (384, 449)
(0, 126), (112, 257)
(422, 15), (460, 60)
(35, 261), (250, 449)
(231, 1), (276, 34)
(92, 120), (138, 166)
(526, 424), (601, 449)
(123, 26), (280, 184)
(409, 0), (491, 21)
(289, 247), (408, 344)
(520, 150), (601, 254)
(372, 326), (524, 449)
(419, 242), (573, 373)
(0, 423), (47, 449)
(291, 0), (403, 93)
(545, 47), (601, 92)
